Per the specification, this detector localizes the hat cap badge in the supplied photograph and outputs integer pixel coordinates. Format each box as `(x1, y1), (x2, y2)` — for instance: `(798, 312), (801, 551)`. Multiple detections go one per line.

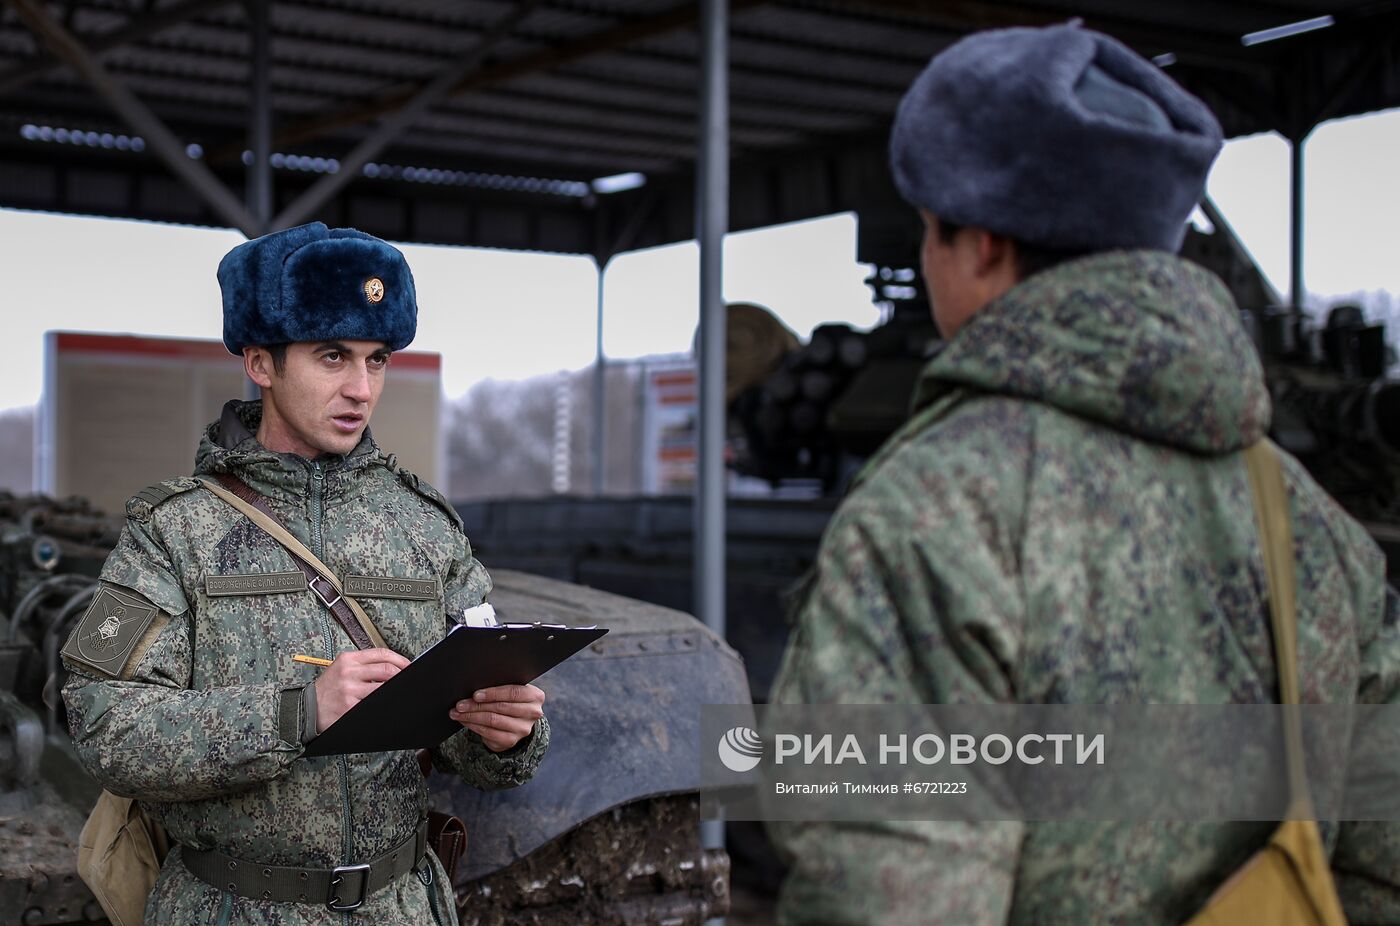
(364, 277), (385, 304)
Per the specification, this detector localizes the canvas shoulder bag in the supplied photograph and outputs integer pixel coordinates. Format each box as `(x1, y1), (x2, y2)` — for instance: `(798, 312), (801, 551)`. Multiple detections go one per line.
(77, 790), (169, 926)
(1185, 441), (1347, 926)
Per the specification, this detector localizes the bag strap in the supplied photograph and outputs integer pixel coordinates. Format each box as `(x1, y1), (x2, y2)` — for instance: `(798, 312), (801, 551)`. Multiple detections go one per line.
(203, 474), (449, 789)
(197, 474), (388, 651)
(1242, 441), (1312, 820)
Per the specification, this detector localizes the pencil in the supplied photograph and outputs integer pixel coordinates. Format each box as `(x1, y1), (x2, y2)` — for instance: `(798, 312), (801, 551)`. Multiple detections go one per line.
(292, 654), (334, 667)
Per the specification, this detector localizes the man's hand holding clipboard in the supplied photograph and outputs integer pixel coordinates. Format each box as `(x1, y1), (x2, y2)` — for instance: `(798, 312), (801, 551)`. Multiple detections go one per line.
(302, 604), (608, 758)
(449, 683), (547, 753)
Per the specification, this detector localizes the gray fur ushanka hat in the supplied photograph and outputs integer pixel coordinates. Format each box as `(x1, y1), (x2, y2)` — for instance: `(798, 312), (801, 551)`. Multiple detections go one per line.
(890, 23), (1224, 252)
(218, 222), (417, 354)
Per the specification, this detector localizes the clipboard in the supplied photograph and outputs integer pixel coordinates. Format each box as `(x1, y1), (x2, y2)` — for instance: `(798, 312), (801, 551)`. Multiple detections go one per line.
(302, 623), (607, 757)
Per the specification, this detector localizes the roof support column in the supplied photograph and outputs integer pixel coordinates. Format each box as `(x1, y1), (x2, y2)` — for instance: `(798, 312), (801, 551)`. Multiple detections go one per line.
(243, 0), (272, 400)
(1289, 134), (1305, 311)
(246, 0), (272, 234)
(695, 0), (728, 640)
(695, 0), (729, 890)
(591, 252), (608, 496)
(5, 0), (260, 235)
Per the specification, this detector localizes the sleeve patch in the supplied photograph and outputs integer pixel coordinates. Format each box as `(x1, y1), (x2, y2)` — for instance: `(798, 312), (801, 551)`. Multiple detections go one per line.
(60, 584), (162, 679)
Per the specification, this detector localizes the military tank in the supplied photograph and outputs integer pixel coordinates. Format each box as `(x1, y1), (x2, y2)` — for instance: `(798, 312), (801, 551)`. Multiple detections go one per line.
(0, 491), (747, 925)
(1244, 302), (1400, 575)
(0, 493), (119, 925)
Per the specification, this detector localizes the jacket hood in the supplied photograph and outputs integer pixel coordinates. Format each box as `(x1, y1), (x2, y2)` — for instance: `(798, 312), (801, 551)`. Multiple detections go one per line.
(194, 399), (382, 497)
(914, 250), (1270, 455)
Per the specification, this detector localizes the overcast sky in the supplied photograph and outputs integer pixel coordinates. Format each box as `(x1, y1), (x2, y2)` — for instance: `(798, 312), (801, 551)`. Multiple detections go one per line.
(1, 108), (1395, 414)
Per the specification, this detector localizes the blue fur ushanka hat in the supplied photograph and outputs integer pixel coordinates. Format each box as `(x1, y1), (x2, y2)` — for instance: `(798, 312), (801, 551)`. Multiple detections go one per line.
(218, 222), (417, 354)
(890, 23), (1224, 252)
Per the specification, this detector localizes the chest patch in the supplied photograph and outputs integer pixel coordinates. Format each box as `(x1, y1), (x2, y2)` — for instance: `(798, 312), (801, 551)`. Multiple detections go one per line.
(343, 575), (439, 601)
(205, 571), (309, 597)
(61, 585), (160, 678)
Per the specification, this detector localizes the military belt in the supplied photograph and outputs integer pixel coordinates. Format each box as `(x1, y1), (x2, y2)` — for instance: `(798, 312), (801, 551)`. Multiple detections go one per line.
(181, 819), (428, 912)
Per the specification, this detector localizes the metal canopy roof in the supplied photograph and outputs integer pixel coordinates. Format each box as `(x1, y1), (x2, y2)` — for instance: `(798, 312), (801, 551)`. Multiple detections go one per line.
(2, 0), (1398, 258)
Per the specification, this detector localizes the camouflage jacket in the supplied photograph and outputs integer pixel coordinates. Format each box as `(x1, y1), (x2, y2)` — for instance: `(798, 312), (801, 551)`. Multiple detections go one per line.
(61, 399), (550, 926)
(769, 252), (1400, 925)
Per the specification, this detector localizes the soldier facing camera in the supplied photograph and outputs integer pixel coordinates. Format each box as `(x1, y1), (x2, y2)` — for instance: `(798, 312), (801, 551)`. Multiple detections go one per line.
(61, 222), (549, 925)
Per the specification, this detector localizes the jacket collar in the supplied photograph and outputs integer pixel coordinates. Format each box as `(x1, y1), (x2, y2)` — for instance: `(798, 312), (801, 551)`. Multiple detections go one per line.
(195, 399), (384, 502)
(911, 250), (1270, 456)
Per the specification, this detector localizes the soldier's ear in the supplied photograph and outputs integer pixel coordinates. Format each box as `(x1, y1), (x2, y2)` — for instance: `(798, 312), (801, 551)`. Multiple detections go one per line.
(243, 347), (275, 389)
(972, 230), (1015, 277)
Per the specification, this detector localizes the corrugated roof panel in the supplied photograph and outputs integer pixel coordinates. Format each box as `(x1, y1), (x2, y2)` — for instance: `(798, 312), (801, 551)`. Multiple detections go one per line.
(0, 31), (39, 58)
(105, 73), (246, 109)
(263, 35), (547, 83)
(11, 88), (246, 134)
(515, 6), (632, 39)
(36, 53), (372, 114)
(288, 0), (514, 30)
(142, 20), (248, 57)
(66, 6), (131, 37)
(414, 108), (695, 159)
(97, 45), (258, 86)
(736, 5), (953, 60)
(210, 32), (444, 82)
(566, 51), (906, 113)
(0, 0), (1394, 249)
(270, 3), (504, 52)
(443, 87), (801, 149)
(549, 0), (693, 18)
(1036, 0), (1337, 38)
(445, 90), (698, 140)
(280, 0), (662, 49)
(374, 131), (674, 174)
(506, 71), (697, 115)
(158, 15), (543, 78)
(499, 70), (874, 134)
(636, 29), (928, 90)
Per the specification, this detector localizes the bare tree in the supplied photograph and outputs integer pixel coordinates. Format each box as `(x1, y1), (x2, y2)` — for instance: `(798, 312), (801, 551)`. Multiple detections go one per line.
(447, 376), (559, 499)
(446, 362), (648, 501)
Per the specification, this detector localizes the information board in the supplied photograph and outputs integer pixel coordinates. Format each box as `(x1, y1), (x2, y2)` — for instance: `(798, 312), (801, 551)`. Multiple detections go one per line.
(640, 362), (697, 494)
(39, 332), (443, 516)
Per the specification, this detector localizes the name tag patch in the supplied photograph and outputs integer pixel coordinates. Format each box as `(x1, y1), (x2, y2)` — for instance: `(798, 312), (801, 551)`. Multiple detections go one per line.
(344, 575), (439, 601)
(206, 571), (308, 596)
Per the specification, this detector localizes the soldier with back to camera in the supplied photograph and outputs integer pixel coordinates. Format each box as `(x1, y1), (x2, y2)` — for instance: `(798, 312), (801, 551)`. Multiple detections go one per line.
(768, 22), (1400, 925)
(61, 222), (550, 924)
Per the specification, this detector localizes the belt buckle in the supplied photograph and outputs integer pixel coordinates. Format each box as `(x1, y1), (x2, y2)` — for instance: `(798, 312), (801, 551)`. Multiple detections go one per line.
(309, 575), (343, 610)
(328, 862), (371, 912)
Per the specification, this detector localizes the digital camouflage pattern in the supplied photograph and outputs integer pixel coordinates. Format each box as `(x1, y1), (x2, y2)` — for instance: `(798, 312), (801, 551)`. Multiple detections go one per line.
(768, 251), (1400, 925)
(62, 400), (550, 925)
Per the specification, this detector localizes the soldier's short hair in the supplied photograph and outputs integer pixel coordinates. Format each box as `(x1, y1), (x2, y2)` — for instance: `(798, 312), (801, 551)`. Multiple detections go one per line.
(933, 217), (1090, 283)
